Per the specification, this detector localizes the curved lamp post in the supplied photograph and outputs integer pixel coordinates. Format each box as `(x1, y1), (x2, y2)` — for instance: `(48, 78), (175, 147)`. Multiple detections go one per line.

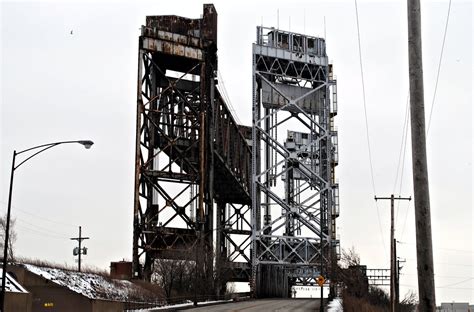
(0, 140), (93, 311)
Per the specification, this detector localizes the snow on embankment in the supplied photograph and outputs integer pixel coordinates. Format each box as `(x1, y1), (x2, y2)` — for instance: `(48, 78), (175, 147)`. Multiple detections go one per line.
(24, 264), (153, 301)
(327, 297), (343, 312)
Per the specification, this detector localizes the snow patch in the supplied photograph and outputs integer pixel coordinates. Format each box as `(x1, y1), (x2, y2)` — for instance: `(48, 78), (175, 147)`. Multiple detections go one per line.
(0, 269), (28, 293)
(24, 264), (146, 301)
(327, 297), (343, 312)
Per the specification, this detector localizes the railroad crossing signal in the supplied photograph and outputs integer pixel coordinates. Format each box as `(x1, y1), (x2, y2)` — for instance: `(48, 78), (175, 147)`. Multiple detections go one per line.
(317, 275), (325, 286)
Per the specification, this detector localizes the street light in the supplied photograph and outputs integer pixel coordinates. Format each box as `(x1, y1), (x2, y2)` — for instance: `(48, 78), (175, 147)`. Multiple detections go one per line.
(0, 140), (93, 311)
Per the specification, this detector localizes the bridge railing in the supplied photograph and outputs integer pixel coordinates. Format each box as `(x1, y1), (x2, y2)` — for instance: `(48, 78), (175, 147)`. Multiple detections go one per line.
(123, 292), (251, 311)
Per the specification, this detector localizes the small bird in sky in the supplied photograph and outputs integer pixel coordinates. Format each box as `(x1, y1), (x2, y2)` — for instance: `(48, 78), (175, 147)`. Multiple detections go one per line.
(70, 30), (73, 35)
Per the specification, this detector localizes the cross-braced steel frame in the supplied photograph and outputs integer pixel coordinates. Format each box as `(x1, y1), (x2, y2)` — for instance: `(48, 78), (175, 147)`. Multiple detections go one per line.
(133, 5), (253, 293)
(251, 26), (339, 297)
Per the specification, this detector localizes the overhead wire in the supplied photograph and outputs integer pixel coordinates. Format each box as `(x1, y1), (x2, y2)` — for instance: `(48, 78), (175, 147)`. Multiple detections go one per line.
(404, 257), (474, 267)
(400, 283), (473, 290)
(217, 70), (242, 125)
(354, 0), (386, 254)
(393, 94), (410, 229)
(397, 95), (411, 233)
(398, 240), (474, 254)
(401, 272), (474, 279)
(16, 224), (68, 240)
(1, 200), (76, 228)
(15, 208), (76, 228)
(16, 218), (70, 238)
(354, 0), (377, 196)
(393, 94), (410, 195)
(427, 0), (452, 134)
(437, 277), (474, 289)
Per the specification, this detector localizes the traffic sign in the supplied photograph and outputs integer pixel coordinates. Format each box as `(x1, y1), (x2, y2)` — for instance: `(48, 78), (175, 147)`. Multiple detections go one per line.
(317, 275), (325, 286)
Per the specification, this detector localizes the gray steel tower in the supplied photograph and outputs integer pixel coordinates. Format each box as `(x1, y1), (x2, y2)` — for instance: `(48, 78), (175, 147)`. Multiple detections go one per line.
(251, 26), (339, 297)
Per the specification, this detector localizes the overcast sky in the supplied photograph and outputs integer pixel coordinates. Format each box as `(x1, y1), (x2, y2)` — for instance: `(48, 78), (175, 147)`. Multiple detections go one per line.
(1, 0), (472, 305)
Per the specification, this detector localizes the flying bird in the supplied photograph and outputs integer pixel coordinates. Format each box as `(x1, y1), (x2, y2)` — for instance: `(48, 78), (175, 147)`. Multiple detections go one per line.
(70, 30), (73, 35)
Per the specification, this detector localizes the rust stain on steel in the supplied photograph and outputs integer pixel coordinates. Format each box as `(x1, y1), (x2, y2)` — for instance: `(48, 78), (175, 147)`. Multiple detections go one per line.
(198, 111), (206, 224)
(201, 4), (217, 44)
(144, 4), (217, 46)
(146, 15), (201, 38)
(142, 38), (203, 60)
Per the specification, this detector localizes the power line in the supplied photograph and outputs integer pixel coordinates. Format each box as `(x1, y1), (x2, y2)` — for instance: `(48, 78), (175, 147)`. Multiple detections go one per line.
(354, 0), (377, 196)
(394, 94), (410, 229)
(437, 277), (473, 289)
(398, 241), (474, 254)
(399, 200), (411, 240)
(427, 0), (452, 134)
(404, 257), (474, 267)
(393, 94), (410, 195)
(354, 0), (386, 255)
(16, 218), (70, 238)
(395, 97), (411, 238)
(402, 273), (474, 279)
(15, 209), (76, 228)
(1, 200), (75, 228)
(15, 224), (67, 240)
(400, 283), (473, 290)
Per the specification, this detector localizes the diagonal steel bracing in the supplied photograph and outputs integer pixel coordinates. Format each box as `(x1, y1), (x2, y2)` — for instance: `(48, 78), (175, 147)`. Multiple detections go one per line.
(251, 26), (339, 298)
(133, 5), (254, 297)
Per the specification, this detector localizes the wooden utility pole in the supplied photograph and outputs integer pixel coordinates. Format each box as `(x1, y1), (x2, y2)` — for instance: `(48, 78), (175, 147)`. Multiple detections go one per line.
(375, 195), (411, 312)
(70, 226), (89, 272)
(396, 255), (406, 312)
(407, 0), (437, 309)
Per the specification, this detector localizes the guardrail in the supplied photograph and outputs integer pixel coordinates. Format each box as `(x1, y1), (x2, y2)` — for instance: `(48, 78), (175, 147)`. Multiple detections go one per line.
(124, 292), (251, 311)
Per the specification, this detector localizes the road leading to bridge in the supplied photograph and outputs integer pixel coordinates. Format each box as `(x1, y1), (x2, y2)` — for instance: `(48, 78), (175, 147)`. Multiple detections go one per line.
(180, 299), (321, 312)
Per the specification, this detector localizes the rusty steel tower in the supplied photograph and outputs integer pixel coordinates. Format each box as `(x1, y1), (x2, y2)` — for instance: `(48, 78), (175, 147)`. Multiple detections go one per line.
(133, 4), (252, 292)
(251, 26), (340, 297)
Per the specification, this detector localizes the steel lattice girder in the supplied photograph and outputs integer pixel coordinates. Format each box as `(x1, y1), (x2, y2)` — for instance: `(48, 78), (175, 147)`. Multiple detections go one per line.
(133, 5), (254, 286)
(251, 26), (338, 294)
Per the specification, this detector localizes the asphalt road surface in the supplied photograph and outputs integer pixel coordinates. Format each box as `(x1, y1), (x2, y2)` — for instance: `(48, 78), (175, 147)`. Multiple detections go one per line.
(180, 299), (322, 311)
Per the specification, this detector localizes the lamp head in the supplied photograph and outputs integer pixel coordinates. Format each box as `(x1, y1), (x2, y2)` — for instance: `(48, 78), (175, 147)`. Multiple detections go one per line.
(78, 140), (94, 149)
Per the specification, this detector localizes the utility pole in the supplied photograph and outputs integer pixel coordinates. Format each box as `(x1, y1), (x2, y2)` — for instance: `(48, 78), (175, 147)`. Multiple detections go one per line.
(70, 226), (89, 272)
(394, 239), (399, 311)
(396, 254), (406, 312)
(375, 195), (411, 312)
(407, 0), (436, 310)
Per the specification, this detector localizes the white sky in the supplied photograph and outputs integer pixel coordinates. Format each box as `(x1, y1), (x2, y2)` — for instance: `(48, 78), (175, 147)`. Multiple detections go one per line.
(1, 0), (472, 305)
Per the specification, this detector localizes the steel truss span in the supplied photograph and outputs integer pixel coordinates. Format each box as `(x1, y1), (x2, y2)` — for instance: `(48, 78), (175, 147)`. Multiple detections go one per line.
(251, 26), (340, 298)
(132, 5), (340, 299)
(133, 4), (252, 294)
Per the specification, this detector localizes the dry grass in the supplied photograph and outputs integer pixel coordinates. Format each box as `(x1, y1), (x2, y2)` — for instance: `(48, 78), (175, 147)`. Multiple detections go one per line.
(15, 256), (109, 277)
(342, 293), (388, 312)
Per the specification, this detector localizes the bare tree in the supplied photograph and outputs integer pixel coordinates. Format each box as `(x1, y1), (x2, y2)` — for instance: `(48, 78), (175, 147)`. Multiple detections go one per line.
(152, 258), (195, 301)
(399, 290), (418, 312)
(340, 246), (361, 268)
(152, 259), (179, 300)
(0, 214), (16, 261)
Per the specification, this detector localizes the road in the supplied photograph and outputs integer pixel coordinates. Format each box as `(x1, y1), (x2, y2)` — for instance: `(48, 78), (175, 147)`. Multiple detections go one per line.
(180, 299), (322, 311)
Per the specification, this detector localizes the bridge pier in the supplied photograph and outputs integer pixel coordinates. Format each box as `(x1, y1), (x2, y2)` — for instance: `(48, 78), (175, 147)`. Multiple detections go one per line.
(256, 265), (290, 298)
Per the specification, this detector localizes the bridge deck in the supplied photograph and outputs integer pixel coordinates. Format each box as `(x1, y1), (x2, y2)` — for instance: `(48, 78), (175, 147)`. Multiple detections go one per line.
(182, 299), (323, 312)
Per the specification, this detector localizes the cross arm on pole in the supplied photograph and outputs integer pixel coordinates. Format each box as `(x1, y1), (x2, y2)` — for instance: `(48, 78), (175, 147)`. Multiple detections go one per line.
(374, 195), (411, 201)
